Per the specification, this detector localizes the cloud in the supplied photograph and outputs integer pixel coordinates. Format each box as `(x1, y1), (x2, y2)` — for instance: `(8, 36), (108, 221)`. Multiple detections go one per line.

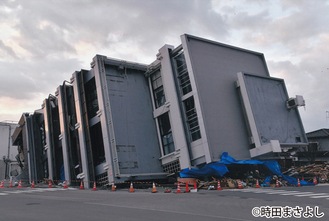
(0, 0), (328, 132)
(0, 40), (18, 59)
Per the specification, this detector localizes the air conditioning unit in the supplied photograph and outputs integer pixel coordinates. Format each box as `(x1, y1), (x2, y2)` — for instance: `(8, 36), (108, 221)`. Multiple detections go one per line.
(286, 95), (305, 109)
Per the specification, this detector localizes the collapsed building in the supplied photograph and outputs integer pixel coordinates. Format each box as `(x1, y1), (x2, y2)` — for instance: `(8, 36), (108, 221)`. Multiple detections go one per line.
(0, 121), (19, 180)
(11, 34), (308, 188)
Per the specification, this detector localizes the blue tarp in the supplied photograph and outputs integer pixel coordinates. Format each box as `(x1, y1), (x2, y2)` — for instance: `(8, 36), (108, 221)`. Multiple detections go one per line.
(179, 152), (314, 186)
(179, 162), (229, 178)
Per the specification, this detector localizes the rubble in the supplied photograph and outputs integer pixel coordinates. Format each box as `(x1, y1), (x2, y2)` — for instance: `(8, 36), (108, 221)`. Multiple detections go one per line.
(283, 162), (329, 183)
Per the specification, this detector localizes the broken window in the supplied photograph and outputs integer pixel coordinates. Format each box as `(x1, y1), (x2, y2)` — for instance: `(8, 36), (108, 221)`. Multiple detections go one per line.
(158, 112), (175, 155)
(183, 96), (201, 141)
(151, 70), (166, 108)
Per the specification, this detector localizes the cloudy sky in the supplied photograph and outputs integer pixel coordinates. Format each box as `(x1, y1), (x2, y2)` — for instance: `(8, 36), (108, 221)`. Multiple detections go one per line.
(0, 0), (328, 132)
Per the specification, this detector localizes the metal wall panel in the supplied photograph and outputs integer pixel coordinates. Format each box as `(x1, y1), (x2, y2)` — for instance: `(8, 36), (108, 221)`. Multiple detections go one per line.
(105, 64), (164, 177)
(182, 34), (270, 161)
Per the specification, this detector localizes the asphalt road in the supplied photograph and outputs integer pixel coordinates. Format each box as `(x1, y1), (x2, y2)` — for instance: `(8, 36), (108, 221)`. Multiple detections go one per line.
(0, 184), (328, 221)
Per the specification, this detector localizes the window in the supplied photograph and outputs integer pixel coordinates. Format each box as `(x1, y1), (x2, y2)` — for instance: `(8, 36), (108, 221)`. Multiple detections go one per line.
(173, 53), (192, 95)
(183, 96), (201, 141)
(85, 78), (99, 119)
(151, 70), (166, 108)
(158, 112), (175, 155)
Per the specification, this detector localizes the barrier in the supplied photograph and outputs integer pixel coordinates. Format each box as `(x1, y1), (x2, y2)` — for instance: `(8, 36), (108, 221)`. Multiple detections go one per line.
(184, 182), (190, 193)
(191, 181), (198, 192)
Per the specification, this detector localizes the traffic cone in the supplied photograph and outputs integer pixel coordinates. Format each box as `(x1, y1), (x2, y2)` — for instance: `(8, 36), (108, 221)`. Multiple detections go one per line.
(193, 181), (198, 192)
(18, 180), (22, 188)
(237, 180), (243, 189)
(63, 181), (68, 189)
(184, 182), (190, 193)
(313, 177), (318, 185)
(111, 182), (116, 191)
(217, 180), (222, 190)
(92, 181), (97, 191)
(79, 181), (84, 190)
(9, 180), (13, 188)
(48, 180), (52, 188)
(151, 182), (157, 193)
(31, 180), (35, 188)
(297, 178), (301, 187)
(129, 182), (135, 193)
(0, 181), (4, 188)
(255, 179), (260, 188)
(275, 179), (280, 188)
(176, 182), (181, 194)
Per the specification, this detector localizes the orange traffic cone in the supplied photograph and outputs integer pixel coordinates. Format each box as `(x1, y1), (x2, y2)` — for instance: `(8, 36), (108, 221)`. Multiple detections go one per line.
(237, 180), (243, 189)
(255, 179), (260, 188)
(313, 177), (318, 185)
(176, 182), (181, 194)
(193, 181), (198, 192)
(217, 180), (222, 190)
(9, 180), (13, 188)
(129, 182), (135, 193)
(184, 182), (190, 193)
(63, 181), (68, 189)
(48, 180), (52, 188)
(31, 180), (35, 188)
(275, 179), (280, 188)
(18, 180), (22, 188)
(0, 181), (4, 188)
(79, 181), (84, 190)
(151, 182), (157, 193)
(92, 181), (97, 191)
(297, 178), (301, 187)
(111, 182), (116, 191)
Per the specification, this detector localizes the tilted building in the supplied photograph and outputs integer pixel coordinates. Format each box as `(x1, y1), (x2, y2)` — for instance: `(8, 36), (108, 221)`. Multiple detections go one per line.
(11, 34), (308, 187)
(0, 121), (18, 180)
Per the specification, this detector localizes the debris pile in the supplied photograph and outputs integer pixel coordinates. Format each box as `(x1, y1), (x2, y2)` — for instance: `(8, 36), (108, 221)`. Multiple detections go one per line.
(195, 178), (251, 189)
(283, 162), (329, 183)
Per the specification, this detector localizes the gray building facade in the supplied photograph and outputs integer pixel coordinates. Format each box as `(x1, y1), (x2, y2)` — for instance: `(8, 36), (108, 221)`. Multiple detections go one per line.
(11, 34), (308, 187)
(0, 121), (18, 180)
